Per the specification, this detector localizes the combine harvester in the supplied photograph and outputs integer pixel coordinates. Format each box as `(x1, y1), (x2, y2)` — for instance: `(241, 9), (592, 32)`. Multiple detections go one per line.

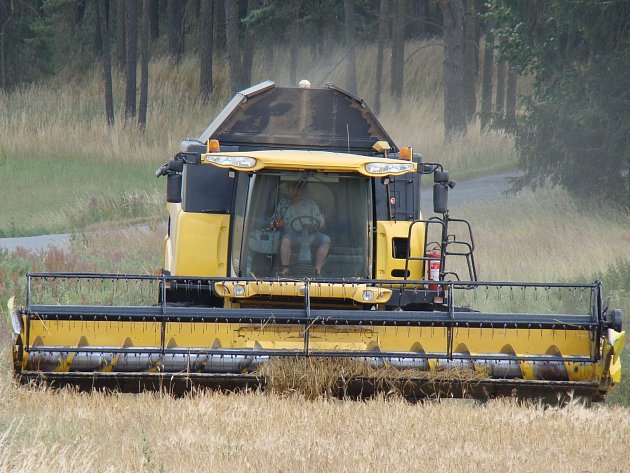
(9, 81), (625, 401)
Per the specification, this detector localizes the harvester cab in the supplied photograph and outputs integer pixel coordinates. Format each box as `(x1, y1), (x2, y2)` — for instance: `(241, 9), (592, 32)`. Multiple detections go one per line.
(155, 81), (473, 308)
(11, 81), (625, 401)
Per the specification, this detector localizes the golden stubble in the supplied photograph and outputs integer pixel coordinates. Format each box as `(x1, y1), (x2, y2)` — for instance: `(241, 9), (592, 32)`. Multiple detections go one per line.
(1, 369), (629, 473)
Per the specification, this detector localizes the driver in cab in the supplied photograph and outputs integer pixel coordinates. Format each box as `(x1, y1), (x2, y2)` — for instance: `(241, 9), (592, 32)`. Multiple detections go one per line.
(271, 183), (330, 276)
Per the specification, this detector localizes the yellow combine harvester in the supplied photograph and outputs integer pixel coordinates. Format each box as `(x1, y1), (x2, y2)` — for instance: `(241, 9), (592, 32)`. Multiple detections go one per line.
(10, 81), (625, 401)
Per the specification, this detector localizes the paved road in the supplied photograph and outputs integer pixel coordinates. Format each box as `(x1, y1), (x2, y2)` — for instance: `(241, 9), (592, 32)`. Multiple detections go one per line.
(0, 232), (72, 253)
(0, 172), (521, 253)
(420, 170), (520, 211)
(0, 225), (153, 253)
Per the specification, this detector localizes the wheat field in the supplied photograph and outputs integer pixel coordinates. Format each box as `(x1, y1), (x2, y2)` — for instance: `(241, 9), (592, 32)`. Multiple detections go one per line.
(460, 189), (630, 284)
(0, 368), (628, 473)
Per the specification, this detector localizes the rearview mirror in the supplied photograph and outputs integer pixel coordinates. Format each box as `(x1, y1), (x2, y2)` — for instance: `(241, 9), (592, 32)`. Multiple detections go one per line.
(434, 170), (449, 183)
(166, 174), (182, 203)
(433, 183), (448, 214)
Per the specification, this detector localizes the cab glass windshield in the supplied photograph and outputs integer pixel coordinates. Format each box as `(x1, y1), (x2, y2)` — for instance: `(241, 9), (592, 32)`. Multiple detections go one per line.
(231, 171), (372, 279)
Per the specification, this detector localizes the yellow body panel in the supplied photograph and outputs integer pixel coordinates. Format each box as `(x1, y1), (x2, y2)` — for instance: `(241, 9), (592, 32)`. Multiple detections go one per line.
(27, 320), (162, 347)
(168, 211), (230, 277)
(608, 330), (626, 383)
(200, 150), (417, 176)
(375, 220), (425, 280)
(22, 317), (603, 383)
(214, 281), (392, 304)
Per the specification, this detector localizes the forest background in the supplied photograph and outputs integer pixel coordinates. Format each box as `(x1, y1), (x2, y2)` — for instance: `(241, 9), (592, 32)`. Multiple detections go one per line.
(1, 0), (628, 208)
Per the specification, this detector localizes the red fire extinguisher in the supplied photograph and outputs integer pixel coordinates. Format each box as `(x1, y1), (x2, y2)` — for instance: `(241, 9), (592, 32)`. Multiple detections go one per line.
(427, 245), (441, 290)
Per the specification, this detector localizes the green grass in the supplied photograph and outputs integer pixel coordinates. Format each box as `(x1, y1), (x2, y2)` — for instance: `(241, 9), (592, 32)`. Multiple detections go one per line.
(0, 156), (163, 237)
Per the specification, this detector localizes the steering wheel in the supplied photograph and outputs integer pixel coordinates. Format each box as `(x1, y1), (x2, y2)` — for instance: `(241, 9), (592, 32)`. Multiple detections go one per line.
(290, 215), (320, 233)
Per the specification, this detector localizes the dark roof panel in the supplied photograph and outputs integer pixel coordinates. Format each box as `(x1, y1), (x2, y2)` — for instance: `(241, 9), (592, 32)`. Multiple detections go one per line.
(197, 82), (398, 154)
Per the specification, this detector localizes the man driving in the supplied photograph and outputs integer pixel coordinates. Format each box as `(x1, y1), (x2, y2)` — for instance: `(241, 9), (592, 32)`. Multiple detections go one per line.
(271, 183), (330, 276)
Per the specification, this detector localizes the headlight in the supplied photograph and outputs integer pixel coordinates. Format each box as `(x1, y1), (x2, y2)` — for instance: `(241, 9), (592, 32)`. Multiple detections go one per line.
(11, 309), (23, 334)
(233, 284), (246, 297)
(8, 297), (23, 335)
(365, 162), (415, 175)
(362, 290), (375, 302)
(203, 154), (256, 169)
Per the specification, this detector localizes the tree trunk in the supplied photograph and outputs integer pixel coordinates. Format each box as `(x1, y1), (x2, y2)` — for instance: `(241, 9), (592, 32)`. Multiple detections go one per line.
(138, 0), (150, 130)
(413, 0), (426, 38)
(74, 0), (87, 26)
(125, 0), (137, 119)
(505, 66), (517, 131)
(390, 0), (405, 99)
(240, 0), (260, 88)
(310, 24), (317, 60)
(495, 59), (506, 123)
(0, 2), (14, 91)
(474, 0), (483, 74)
(344, 0), (357, 94)
(95, 0), (106, 55)
(214, 0), (226, 51)
(264, 41), (274, 78)
(97, 0), (115, 125)
(374, 0), (388, 114)
(321, 0), (334, 70)
(462, 0), (477, 123)
(200, 0), (213, 102)
(289, 1), (302, 86)
(149, 0), (160, 39)
(116, 0), (126, 72)
(168, 0), (184, 64)
(224, 0), (240, 94)
(441, 0), (466, 138)
(479, 24), (494, 130)
(0, 30), (6, 90)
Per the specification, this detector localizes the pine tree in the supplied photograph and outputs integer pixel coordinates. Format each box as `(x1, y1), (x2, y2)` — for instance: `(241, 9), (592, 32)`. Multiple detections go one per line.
(97, 0), (115, 125)
(200, 0), (214, 103)
(441, 0), (467, 138)
(125, 0), (137, 119)
(138, 0), (150, 130)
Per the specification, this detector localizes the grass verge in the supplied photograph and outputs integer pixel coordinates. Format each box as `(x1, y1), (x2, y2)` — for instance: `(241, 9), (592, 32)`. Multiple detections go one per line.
(0, 157), (163, 237)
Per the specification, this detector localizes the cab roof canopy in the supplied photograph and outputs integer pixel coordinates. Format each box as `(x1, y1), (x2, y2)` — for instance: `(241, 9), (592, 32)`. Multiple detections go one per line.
(195, 81), (398, 155)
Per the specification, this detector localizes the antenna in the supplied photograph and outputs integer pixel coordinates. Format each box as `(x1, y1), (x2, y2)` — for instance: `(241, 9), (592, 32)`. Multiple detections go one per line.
(346, 124), (350, 153)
